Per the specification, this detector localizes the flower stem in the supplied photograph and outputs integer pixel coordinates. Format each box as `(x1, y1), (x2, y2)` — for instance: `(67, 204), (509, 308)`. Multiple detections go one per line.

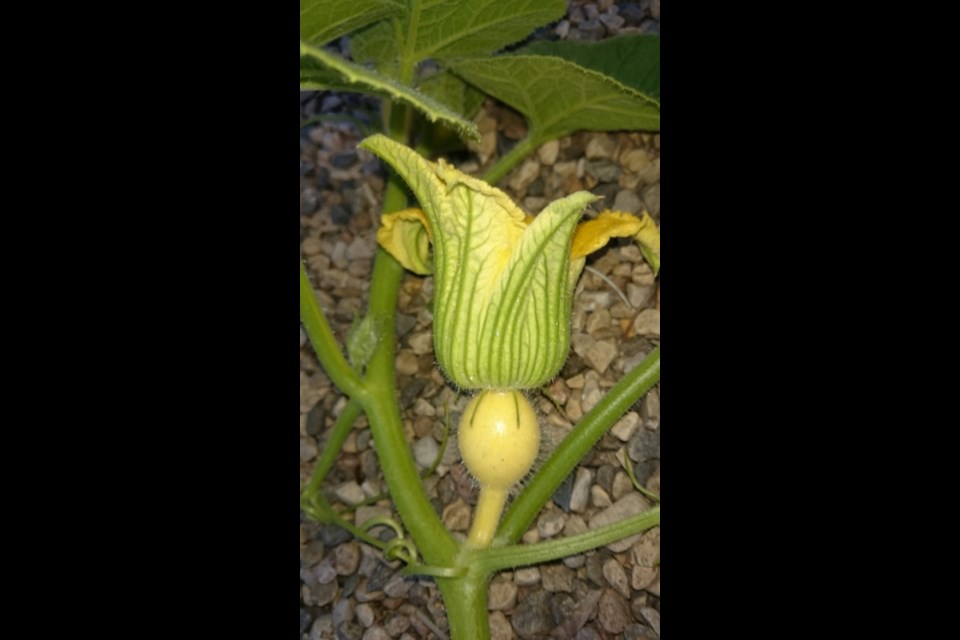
(466, 487), (508, 549)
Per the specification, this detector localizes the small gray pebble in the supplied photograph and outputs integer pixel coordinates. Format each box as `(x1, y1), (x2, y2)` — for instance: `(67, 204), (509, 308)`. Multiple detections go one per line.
(300, 190), (318, 215)
(330, 204), (351, 224)
(333, 599), (354, 627)
(385, 614), (411, 637)
(586, 160), (621, 183)
(512, 590), (553, 638)
(613, 189), (643, 214)
(356, 603), (375, 628)
(619, 2), (649, 25)
(598, 589), (632, 634)
(579, 18), (607, 39)
(308, 580), (337, 607)
(639, 19), (660, 35)
(337, 621), (365, 640)
(623, 623), (659, 639)
(315, 166), (330, 189)
(362, 627), (391, 640)
(333, 150), (358, 168)
(309, 615), (334, 640)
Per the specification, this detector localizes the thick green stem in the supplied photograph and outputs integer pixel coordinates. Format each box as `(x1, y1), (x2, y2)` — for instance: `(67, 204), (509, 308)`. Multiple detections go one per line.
(436, 572), (491, 640)
(481, 133), (543, 186)
(497, 346), (661, 544)
(300, 261), (365, 399)
(354, 175), (459, 564)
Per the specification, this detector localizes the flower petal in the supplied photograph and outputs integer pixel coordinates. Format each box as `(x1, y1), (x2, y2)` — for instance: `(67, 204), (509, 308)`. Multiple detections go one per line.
(360, 133), (600, 389)
(570, 210), (660, 275)
(471, 190), (599, 388)
(377, 208), (433, 275)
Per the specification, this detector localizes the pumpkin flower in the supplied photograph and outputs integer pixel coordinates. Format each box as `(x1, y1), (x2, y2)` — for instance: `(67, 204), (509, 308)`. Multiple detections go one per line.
(359, 134), (660, 391)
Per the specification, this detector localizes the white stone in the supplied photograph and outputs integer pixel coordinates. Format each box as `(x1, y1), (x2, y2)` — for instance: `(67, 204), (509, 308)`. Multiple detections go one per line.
(412, 436), (439, 468)
(334, 481), (365, 505)
(570, 467), (594, 513)
(611, 411), (641, 442)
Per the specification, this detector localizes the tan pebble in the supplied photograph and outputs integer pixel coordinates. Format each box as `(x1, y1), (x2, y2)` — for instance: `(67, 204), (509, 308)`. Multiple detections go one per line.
(508, 158), (540, 192)
(584, 340), (618, 375)
(611, 412), (640, 442)
(487, 581), (518, 611)
(586, 309), (612, 335)
(441, 499), (471, 531)
(407, 330), (433, 355)
(342, 431), (359, 454)
(537, 140), (560, 165)
(413, 398), (435, 417)
(603, 558), (631, 599)
(646, 570), (660, 597)
(488, 611), (514, 640)
(545, 378), (569, 406)
(346, 236), (375, 261)
(612, 263), (633, 278)
(632, 309), (660, 336)
(566, 392), (583, 421)
(619, 172), (643, 190)
(515, 567), (541, 586)
(631, 565), (658, 591)
(586, 135), (617, 160)
(591, 485), (613, 508)
(610, 303), (634, 319)
(622, 149), (651, 173)
(597, 589), (631, 634)
(630, 527), (660, 567)
(564, 514), (588, 536)
(565, 373), (584, 390)
(302, 236), (323, 256)
(611, 471), (635, 500)
(395, 350), (419, 376)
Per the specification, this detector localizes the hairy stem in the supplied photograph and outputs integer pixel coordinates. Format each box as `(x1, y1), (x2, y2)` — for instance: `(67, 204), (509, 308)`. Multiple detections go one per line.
(300, 261), (365, 399)
(477, 507), (659, 573)
(437, 573), (491, 640)
(355, 175), (459, 564)
(301, 398), (364, 502)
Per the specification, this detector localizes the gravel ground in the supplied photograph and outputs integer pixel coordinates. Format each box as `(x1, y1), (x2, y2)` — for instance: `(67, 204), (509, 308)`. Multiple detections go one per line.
(301, 3), (660, 638)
